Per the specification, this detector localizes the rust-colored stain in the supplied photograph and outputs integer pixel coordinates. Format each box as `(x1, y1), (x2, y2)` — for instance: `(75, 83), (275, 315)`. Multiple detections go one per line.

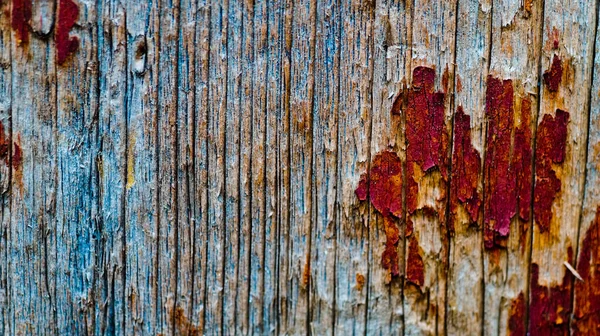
(523, 0), (533, 15)
(356, 150), (402, 279)
(11, 0), (32, 45)
(483, 76), (516, 249)
(513, 99), (533, 223)
(528, 248), (574, 335)
(56, 0), (80, 64)
(406, 235), (424, 287)
(572, 206), (600, 335)
(172, 306), (202, 335)
(12, 139), (22, 169)
(533, 109), (569, 232)
(302, 255), (311, 288)
(442, 65), (450, 93)
(543, 55), (563, 92)
(508, 292), (526, 336)
(405, 66), (449, 214)
(356, 273), (365, 291)
(449, 106), (481, 231)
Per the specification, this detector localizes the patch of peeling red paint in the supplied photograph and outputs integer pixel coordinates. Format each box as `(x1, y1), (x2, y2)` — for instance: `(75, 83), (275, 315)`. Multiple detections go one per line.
(449, 106), (481, 232)
(11, 0), (32, 45)
(572, 206), (600, 335)
(56, 0), (80, 65)
(543, 55), (563, 92)
(405, 66), (449, 214)
(514, 99), (533, 223)
(528, 249), (574, 336)
(483, 76), (517, 249)
(406, 235), (424, 287)
(533, 109), (569, 232)
(356, 150), (402, 278)
(508, 292), (526, 336)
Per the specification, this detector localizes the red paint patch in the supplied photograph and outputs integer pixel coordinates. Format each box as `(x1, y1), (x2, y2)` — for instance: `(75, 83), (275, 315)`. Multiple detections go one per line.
(572, 206), (600, 335)
(11, 0), (32, 45)
(12, 142), (22, 169)
(356, 151), (402, 278)
(543, 55), (563, 92)
(528, 249), (574, 336)
(406, 235), (424, 287)
(55, 0), (80, 64)
(405, 66), (449, 214)
(513, 99), (533, 222)
(533, 109), (569, 232)
(483, 76), (517, 249)
(508, 292), (526, 336)
(449, 106), (481, 231)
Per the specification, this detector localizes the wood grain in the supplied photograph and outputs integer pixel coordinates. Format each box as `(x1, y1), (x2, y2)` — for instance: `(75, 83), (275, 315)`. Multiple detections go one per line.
(4, 0), (600, 334)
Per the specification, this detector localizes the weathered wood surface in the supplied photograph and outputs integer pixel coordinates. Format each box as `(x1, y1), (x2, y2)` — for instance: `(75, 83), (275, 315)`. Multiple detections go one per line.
(2, 0), (600, 334)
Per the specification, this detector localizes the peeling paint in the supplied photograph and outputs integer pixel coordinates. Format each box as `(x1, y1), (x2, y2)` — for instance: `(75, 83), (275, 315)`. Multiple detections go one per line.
(11, 0), (32, 45)
(528, 249), (574, 336)
(356, 150), (402, 279)
(533, 109), (569, 232)
(450, 106), (481, 231)
(484, 76), (516, 249)
(543, 55), (563, 92)
(513, 98), (533, 223)
(508, 292), (526, 336)
(406, 235), (424, 287)
(572, 206), (600, 335)
(56, 0), (80, 65)
(405, 66), (449, 214)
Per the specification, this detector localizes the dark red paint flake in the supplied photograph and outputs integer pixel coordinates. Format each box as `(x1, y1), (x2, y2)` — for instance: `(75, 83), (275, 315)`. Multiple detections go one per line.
(528, 249), (574, 336)
(483, 76), (517, 249)
(11, 0), (32, 45)
(56, 0), (80, 64)
(543, 55), (563, 92)
(513, 99), (533, 222)
(508, 292), (526, 336)
(572, 206), (600, 335)
(406, 235), (424, 287)
(405, 66), (449, 214)
(356, 150), (402, 278)
(449, 106), (481, 232)
(12, 142), (22, 169)
(533, 109), (569, 232)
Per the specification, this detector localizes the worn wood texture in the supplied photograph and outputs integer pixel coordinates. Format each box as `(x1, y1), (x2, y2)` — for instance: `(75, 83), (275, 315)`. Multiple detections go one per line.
(4, 0), (600, 334)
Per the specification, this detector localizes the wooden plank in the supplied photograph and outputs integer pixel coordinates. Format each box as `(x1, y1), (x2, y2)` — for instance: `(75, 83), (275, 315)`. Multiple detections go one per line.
(8, 0), (58, 333)
(308, 0), (340, 332)
(402, 0), (457, 334)
(332, 0), (372, 333)
(174, 0), (198, 333)
(528, 0), (598, 334)
(124, 0), (160, 333)
(572, 12), (600, 333)
(190, 0), (211, 332)
(53, 0), (99, 333)
(262, 0), (284, 333)
(248, 0), (276, 333)
(223, 0), (243, 333)
(447, 0), (490, 333)
(482, 0), (544, 334)
(204, 0), (229, 332)
(366, 0), (405, 332)
(280, 0), (317, 332)
(96, 1), (128, 334)
(0, 2), (11, 333)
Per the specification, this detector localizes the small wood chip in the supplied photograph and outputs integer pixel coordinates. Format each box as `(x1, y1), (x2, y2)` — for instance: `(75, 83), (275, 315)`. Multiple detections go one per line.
(564, 261), (584, 282)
